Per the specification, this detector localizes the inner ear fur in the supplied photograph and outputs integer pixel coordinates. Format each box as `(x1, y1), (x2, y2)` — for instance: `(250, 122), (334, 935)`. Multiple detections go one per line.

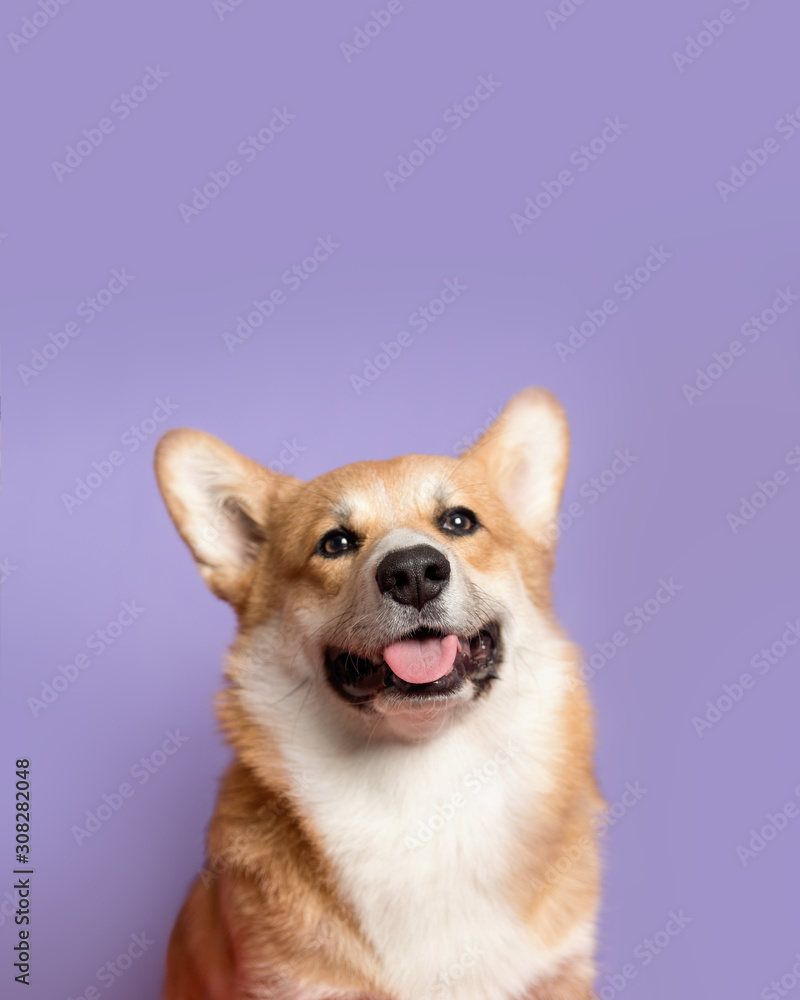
(463, 387), (570, 546)
(154, 428), (293, 603)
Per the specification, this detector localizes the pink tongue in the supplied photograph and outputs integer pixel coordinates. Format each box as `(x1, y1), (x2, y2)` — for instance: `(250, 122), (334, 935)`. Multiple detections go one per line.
(382, 634), (460, 684)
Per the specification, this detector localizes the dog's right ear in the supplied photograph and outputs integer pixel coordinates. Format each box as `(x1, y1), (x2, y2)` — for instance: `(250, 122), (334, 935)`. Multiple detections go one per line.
(154, 428), (289, 604)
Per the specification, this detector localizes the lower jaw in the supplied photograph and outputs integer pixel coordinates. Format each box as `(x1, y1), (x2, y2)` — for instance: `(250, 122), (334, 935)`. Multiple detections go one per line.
(378, 677), (475, 711)
(367, 694), (472, 743)
(372, 691), (472, 732)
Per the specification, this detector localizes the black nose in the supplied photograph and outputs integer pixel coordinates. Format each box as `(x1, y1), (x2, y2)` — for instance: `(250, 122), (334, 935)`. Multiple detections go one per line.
(375, 544), (451, 610)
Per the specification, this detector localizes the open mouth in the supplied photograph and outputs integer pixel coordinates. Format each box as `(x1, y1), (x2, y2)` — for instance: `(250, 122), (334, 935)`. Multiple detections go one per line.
(324, 624), (501, 705)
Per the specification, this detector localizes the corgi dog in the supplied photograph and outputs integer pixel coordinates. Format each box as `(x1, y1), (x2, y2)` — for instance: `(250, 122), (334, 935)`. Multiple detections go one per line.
(155, 387), (603, 1000)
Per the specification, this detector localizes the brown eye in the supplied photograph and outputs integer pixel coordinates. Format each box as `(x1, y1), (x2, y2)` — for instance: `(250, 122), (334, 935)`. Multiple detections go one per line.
(317, 529), (358, 558)
(439, 507), (479, 536)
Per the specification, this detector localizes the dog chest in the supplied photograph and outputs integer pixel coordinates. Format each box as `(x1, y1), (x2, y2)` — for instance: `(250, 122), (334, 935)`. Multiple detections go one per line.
(289, 729), (552, 1000)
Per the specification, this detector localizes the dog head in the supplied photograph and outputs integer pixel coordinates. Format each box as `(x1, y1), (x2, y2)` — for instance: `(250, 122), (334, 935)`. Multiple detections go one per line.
(155, 388), (570, 743)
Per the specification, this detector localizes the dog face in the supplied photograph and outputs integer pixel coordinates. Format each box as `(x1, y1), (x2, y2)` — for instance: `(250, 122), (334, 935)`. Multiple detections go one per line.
(155, 388), (569, 743)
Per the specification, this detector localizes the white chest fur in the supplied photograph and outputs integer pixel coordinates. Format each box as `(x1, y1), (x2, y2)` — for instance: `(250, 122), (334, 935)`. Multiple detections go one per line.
(280, 668), (580, 1000)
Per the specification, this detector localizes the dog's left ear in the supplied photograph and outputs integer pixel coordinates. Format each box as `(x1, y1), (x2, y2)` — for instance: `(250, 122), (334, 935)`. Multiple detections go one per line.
(464, 387), (569, 545)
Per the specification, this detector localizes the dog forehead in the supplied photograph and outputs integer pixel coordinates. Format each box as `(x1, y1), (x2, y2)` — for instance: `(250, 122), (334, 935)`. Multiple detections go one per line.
(312, 455), (458, 525)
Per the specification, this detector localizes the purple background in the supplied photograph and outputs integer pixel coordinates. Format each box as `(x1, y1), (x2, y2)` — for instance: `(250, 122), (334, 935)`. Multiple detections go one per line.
(2, 0), (799, 997)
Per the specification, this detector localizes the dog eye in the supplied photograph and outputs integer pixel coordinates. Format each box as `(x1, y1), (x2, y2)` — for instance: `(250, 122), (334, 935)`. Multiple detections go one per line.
(316, 528), (359, 558)
(439, 507), (479, 535)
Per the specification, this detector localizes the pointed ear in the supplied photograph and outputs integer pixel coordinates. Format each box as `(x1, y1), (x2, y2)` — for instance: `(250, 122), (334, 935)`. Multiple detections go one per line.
(464, 388), (570, 545)
(154, 429), (291, 603)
